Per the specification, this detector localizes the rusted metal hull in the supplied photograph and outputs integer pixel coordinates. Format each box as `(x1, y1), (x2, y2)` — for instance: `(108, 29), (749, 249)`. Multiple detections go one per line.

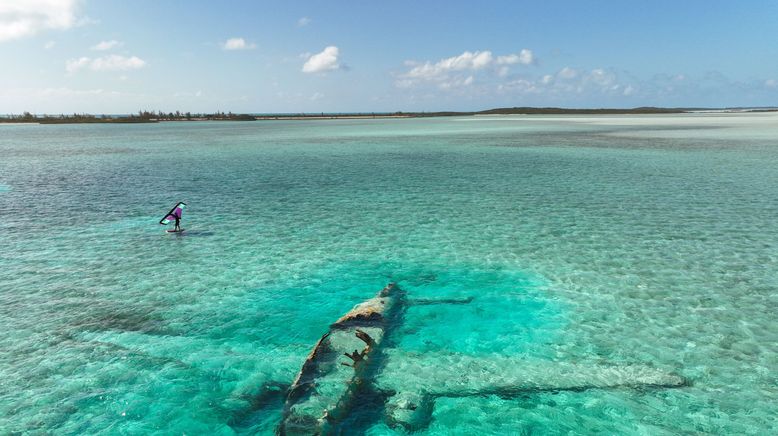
(278, 284), (400, 435)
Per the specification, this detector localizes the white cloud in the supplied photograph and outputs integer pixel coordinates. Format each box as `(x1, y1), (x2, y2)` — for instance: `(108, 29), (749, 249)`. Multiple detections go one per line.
(65, 56), (90, 73)
(297, 17), (311, 27)
(66, 54), (146, 73)
(766, 79), (777, 89)
(91, 55), (145, 71)
(0, 0), (81, 42)
(302, 46), (341, 73)
(521, 49), (535, 64)
(398, 49), (534, 87)
(500, 67), (641, 101)
(587, 68), (615, 86)
(394, 78), (415, 89)
(222, 37), (256, 50)
(91, 40), (121, 51)
(496, 49), (534, 65)
(405, 51), (493, 80)
(498, 78), (538, 94)
(439, 75), (474, 90)
(557, 67), (578, 80)
(310, 92), (324, 101)
(399, 56), (650, 101)
(44, 40), (55, 49)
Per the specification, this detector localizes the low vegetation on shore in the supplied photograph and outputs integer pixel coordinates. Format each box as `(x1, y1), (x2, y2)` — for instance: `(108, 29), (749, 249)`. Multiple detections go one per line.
(3, 107), (776, 124)
(0, 110), (256, 124)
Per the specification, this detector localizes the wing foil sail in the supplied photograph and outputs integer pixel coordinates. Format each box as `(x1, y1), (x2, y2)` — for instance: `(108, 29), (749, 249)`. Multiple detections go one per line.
(159, 202), (186, 225)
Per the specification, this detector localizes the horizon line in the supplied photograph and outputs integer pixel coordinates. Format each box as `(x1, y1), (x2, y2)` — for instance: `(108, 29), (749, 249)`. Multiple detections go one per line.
(4, 105), (778, 117)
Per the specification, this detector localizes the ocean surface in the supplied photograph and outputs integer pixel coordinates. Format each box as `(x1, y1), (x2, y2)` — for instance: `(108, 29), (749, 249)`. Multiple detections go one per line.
(1, 114), (777, 434)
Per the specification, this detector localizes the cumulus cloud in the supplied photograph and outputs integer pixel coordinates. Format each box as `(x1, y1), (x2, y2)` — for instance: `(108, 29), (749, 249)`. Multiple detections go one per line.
(497, 78), (538, 94)
(91, 39), (121, 51)
(496, 49), (534, 65)
(0, 0), (82, 42)
(398, 59), (776, 107)
(91, 55), (145, 71)
(398, 49), (534, 88)
(65, 56), (89, 73)
(297, 17), (311, 27)
(302, 46), (341, 73)
(222, 37), (256, 50)
(398, 53), (646, 99)
(547, 68), (624, 95)
(439, 75), (474, 90)
(586, 68), (616, 87)
(404, 51), (493, 79)
(497, 67), (642, 103)
(66, 54), (146, 73)
(556, 67), (578, 80)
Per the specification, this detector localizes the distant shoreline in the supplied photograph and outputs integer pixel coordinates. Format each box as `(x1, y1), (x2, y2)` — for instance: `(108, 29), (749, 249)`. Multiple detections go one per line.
(2, 107), (777, 124)
(254, 114), (414, 120)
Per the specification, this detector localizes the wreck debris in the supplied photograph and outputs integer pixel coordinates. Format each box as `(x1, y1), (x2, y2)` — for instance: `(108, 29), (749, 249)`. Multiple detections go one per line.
(378, 351), (689, 431)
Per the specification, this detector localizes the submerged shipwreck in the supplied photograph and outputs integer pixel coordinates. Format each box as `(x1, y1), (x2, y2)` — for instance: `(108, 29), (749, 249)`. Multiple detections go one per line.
(278, 283), (403, 435)
(276, 283), (688, 434)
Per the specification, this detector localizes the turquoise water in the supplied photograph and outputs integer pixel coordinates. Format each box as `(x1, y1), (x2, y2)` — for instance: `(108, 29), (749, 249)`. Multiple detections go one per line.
(1, 114), (777, 434)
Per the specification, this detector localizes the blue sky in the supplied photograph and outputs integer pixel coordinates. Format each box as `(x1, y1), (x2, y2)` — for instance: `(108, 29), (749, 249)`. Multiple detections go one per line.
(1, 0), (777, 113)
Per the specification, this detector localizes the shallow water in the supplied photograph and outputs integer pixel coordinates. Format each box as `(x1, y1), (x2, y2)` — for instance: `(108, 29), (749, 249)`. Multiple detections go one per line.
(1, 115), (777, 434)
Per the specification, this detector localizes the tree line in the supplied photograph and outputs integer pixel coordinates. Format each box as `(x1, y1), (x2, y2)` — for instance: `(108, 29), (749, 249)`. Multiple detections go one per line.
(1, 110), (256, 123)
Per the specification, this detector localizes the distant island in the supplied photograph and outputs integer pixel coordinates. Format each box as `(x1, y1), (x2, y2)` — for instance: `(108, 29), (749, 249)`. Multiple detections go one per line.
(2, 107), (776, 124)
